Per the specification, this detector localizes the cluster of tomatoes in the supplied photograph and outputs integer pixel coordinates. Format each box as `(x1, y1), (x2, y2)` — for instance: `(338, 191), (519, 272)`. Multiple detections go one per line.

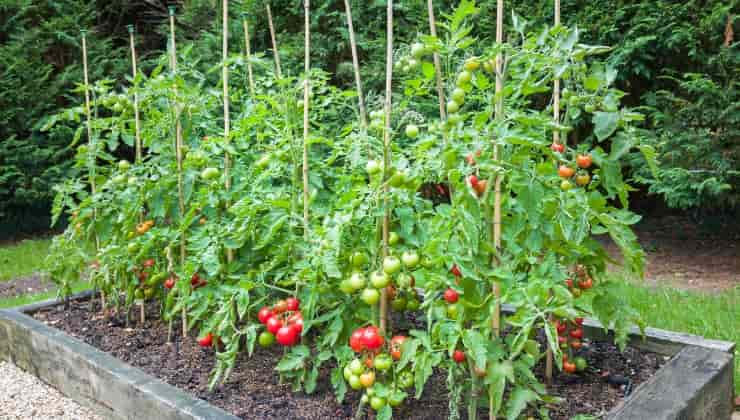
(554, 317), (588, 374)
(344, 327), (413, 411)
(441, 265), (463, 319)
(135, 219), (155, 235)
(257, 297), (303, 347)
(131, 258), (163, 300)
(464, 149), (487, 197)
(564, 264), (594, 298)
(551, 146), (594, 191)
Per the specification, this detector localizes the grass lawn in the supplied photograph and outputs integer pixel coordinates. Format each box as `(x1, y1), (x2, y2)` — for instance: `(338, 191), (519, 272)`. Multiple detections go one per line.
(0, 238), (51, 281)
(0, 280), (90, 309)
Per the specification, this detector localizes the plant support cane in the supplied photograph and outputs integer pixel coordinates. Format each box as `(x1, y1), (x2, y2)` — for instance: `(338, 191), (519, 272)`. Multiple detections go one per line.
(545, 0), (561, 386)
(80, 30), (103, 312)
(242, 16), (256, 98)
(265, 3), (282, 79)
(380, 0), (394, 334)
(490, 0), (504, 418)
(302, 0), (311, 240)
(426, 0), (447, 132)
(168, 6), (188, 338)
(128, 25), (145, 228)
(223, 0), (234, 264)
(342, 0), (368, 133)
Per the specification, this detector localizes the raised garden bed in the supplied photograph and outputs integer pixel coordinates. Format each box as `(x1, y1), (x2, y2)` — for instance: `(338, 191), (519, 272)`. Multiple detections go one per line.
(0, 294), (734, 420)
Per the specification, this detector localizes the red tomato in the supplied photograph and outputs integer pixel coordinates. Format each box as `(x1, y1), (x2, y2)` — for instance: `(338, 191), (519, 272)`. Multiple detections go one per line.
(361, 326), (384, 350)
(558, 165), (575, 178)
(474, 179), (488, 196)
(190, 273), (201, 285)
(563, 361), (577, 374)
(198, 333), (213, 347)
(143, 259), (155, 268)
(556, 320), (567, 334)
(164, 277), (176, 290)
(258, 307), (273, 324)
(350, 328), (366, 352)
(570, 339), (582, 350)
(578, 278), (593, 290)
(452, 350), (465, 363)
(450, 264), (462, 277)
(443, 288), (459, 304)
(576, 154), (593, 169)
(286, 297), (300, 311)
(390, 335), (407, 360)
(468, 175), (479, 188)
(551, 143), (565, 153)
(574, 317), (584, 326)
(273, 300), (288, 313)
(291, 318), (304, 334)
(266, 316), (283, 334)
(565, 278), (574, 288)
(558, 335), (567, 344)
(365, 357), (374, 369)
(276, 325), (298, 346)
(570, 328), (584, 339)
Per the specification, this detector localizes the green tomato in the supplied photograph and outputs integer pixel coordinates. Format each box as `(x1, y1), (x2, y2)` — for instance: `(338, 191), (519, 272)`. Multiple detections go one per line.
(361, 288), (380, 305)
(524, 340), (540, 358)
(360, 394), (369, 404)
(258, 331), (275, 347)
(405, 124), (419, 138)
(112, 174), (128, 185)
(398, 371), (414, 388)
(127, 243), (138, 254)
(382, 256), (401, 275)
(561, 180), (573, 191)
(410, 42), (426, 59)
(388, 232), (400, 246)
(389, 170), (406, 188)
(456, 71), (473, 86)
(406, 297), (420, 311)
(200, 167), (219, 181)
(349, 359), (364, 375)
(574, 356), (588, 372)
(349, 374), (363, 390)
(451, 87), (465, 104)
(446, 100), (460, 114)
(370, 271), (390, 289)
(118, 160), (131, 171)
(396, 273), (412, 289)
(344, 366), (353, 381)
(584, 104), (596, 113)
(388, 393), (405, 407)
(339, 280), (355, 294)
(348, 272), (367, 291)
(464, 58), (480, 72)
(366, 160), (382, 176)
(407, 58), (419, 69)
(391, 296), (407, 312)
(255, 154), (270, 169)
(350, 251), (369, 268)
(127, 176), (139, 186)
(401, 251), (420, 269)
(373, 354), (393, 371)
(447, 113), (462, 126)
(370, 397), (386, 411)
(296, 99), (305, 109)
(446, 303), (460, 319)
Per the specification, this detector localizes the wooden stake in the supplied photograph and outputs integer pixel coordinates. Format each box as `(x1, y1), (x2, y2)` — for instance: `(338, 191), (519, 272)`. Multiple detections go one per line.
(490, 1), (503, 418)
(380, 0), (394, 334)
(168, 6), (188, 338)
(342, 0), (368, 132)
(223, 0), (234, 263)
(302, 0), (311, 240)
(80, 30), (99, 251)
(265, 3), (282, 79)
(426, 0), (447, 127)
(545, 0), (562, 386)
(242, 18), (256, 97)
(127, 25), (143, 164)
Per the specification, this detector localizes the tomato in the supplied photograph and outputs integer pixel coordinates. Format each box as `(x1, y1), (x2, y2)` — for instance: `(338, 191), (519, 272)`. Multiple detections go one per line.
(164, 277), (176, 290)
(457, 71), (473, 86)
(369, 396), (386, 410)
(118, 160), (131, 171)
(561, 180), (573, 191)
(563, 361), (577, 374)
(558, 335), (567, 344)
(576, 154), (593, 169)
(401, 251), (420, 269)
(464, 58), (480, 72)
(274, 300), (288, 313)
(286, 297), (300, 311)
(558, 165), (575, 178)
(575, 172), (591, 186)
(276, 325), (298, 346)
(389, 170), (406, 188)
(474, 179), (488, 196)
(578, 277), (593, 289)
(366, 160), (382, 176)
(360, 371), (376, 388)
(340, 280), (354, 294)
(390, 336), (407, 360)
(468, 174), (479, 188)
(374, 354), (393, 371)
(382, 256), (401, 275)
(452, 350), (466, 363)
(200, 167), (219, 181)
(446, 303), (460, 319)
(399, 371), (414, 388)
(198, 333), (213, 347)
(570, 339), (582, 350)
(361, 326), (384, 349)
(361, 288), (380, 305)
(290, 318), (303, 335)
(406, 297), (420, 311)
(565, 278), (574, 288)
(396, 273), (413, 289)
(450, 264), (462, 277)
(112, 174), (127, 185)
(190, 273), (201, 285)
(574, 317), (584, 325)
(258, 331), (275, 347)
(572, 288), (582, 298)
(388, 393), (404, 407)
(350, 251), (369, 268)
(391, 296), (407, 311)
(266, 316), (283, 334)
(569, 328), (583, 339)
(256, 307), (272, 325)
(349, 359), (364, 375)
(550, 143), (565, 153)
(574, 356), (588, 372)
(364, 357), (374, 369)
(451, 87), (465, 104)
(348, 272), (366, 291)
(405, 124), (419, 138)
(410, 42), (426, 59)
(443, 288), (459, 304)
(348, 374), (363, 390)
(556, 320), (567, 334)
(388, 231), (401, 246)
(370, 271), (390, 289)
(343, 366), (353, 381)
(446, 100), (460, 114)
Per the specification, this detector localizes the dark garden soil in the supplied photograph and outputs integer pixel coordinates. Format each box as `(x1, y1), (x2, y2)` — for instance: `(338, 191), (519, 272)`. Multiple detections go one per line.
(33, 299), (664, 420)
(0, 273), (54, 298)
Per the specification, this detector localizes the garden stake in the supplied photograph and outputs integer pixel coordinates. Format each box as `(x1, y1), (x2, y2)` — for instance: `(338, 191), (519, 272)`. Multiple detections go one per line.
(545, 0), (562, 386)
(168, 6), (188, 337)
(166, 247), (174, 344)
(265, 3), (282, 79)
(127, 25), (143, 165)
(342, 0), (368, 133)
(380, 0), (394, 334)
(223, 0), (234, 263)
(302, 0), (311, 239)
(491, 1), (504, 418)
(426, 0), (447, 130)
(242, 16), (256, 97)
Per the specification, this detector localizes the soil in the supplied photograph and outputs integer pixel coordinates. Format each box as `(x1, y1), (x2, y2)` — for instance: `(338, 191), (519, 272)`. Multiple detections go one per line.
(34, 299), (664, 420)
(0, 273), (55, 298)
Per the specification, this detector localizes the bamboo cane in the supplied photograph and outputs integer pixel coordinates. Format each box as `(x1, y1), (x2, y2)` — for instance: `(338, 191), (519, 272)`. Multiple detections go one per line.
(302, 0), (311, 240)
(342, 0), (368, 132)
(168, 6), (188, 338)
(379, 0), (394, 334)
(223, 0), (234, 263)
(426, 0), (447, 127)
(242, 17), (256, 97)
(545, 0), (562, 386)
(490, 1), (503, 418)
(265, 3), (282, 79)
(127, 25), (143, 164)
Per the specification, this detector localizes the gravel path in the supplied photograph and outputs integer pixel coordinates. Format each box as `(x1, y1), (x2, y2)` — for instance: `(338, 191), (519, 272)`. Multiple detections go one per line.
(0, 361), (101, 420)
